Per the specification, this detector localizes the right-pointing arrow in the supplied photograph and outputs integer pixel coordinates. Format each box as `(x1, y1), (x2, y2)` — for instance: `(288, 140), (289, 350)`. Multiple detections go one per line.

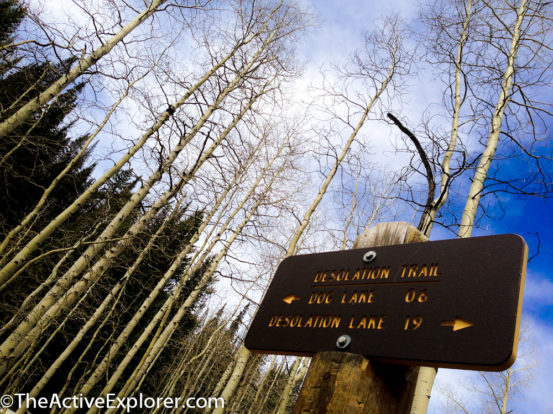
(441, 318), (474, 331)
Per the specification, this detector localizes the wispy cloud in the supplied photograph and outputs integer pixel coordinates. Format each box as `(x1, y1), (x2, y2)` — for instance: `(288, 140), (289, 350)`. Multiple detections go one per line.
(524, 272), (553, 308)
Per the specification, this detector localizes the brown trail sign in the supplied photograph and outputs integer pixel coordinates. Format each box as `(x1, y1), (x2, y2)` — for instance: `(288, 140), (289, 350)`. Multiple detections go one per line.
(245, 233), (527, 371)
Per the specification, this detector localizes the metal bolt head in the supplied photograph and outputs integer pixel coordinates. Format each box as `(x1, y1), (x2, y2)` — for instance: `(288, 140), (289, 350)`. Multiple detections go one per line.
(336, 334), (351, 349)
(362, 250), (377, 263)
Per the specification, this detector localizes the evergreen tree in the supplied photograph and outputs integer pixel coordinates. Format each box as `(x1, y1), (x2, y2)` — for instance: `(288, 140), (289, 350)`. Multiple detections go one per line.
(0, 1), (94, 235)
(0, 0), (25, 74)
(0, 61), (92, 231)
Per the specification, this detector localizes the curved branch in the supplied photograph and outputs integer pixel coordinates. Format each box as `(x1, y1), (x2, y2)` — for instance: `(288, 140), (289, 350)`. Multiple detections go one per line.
(387, 113), (435, 231)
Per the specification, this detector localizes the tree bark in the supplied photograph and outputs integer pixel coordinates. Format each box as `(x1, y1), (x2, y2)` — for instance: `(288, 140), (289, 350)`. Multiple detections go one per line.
(212, 345), (251, 414)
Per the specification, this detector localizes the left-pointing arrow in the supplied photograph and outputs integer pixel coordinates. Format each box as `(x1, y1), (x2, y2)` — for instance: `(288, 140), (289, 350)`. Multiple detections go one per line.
(282, 295), (300, 304)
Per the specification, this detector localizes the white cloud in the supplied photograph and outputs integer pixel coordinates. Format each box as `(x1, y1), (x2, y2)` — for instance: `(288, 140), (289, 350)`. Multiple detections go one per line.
(524, 272), (553, 308)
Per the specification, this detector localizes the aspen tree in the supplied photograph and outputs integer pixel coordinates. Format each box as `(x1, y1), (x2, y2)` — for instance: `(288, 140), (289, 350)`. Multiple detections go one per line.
(228, 354), (261, 413)
(70, 160), (247, 402)
(413, 0), (553, 236)
(404, 1), (551, 411)
(27, 119), (266, 402)
(172, 320), (230, 401)
(211, 356), (237, 400)
(153, 236), (250, 411)
(424, 2), (534, 411)
(12, 199), (192, 412)
(458, 0), (528, 237)
(153, 304), (247, 409)
(0, 0), (171, 139)
(172, 305), (252, 407)
(408, 3), (478, 410)
(0, 219), (105, 328)
(286, 16), (410, 257)
(275, 357), (306, 414)
(66, 125), (292, 409)
(260, 358), (287, 412)
(214, 345), (251, 414)
(417, 0), (474, 236)
(151, 315), (235, 414)
(246, 354), (279, 414)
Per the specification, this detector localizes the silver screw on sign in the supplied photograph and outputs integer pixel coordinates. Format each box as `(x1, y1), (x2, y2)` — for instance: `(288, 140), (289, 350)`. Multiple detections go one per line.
(336, 334), (351, 350)
(362, 250), (376, 263)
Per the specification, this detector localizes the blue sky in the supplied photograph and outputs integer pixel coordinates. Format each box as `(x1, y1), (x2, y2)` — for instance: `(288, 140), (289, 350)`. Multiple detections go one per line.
(302, 0), (553, 412)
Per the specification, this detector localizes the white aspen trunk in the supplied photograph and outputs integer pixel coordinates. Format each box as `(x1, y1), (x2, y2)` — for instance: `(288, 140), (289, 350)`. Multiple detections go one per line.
(341, 174), (359, 249)
(289, 359), (309, 409)
(162, 340), (198, 401)
(410, 1), (474, 402)
(275, 357), (303, 414)
(211, 356), (237, 400)
(419, 0), (473, 236)
(500, 367), (512, 414)
(0, 0), (167, 139)
(414, 5), (528, 412)
(0, 54), (273, 373)
(286, 64), (395, 256)
(172, 325), (226, 401)
(228, 354), (259, 414)
(178, 307), (245, 403)
(458, 0), (527, 238)
(259, 358), (287, 413)
(247, 354), (278, 414)
(212, 344), (251, 414)
(410, 366), (437, 414)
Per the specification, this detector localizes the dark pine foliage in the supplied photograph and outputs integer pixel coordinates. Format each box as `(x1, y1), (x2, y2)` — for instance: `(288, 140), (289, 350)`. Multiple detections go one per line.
(0, 0), (25, 74)
(0, 61), (93, 231)
(0, 0), (94, 232)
